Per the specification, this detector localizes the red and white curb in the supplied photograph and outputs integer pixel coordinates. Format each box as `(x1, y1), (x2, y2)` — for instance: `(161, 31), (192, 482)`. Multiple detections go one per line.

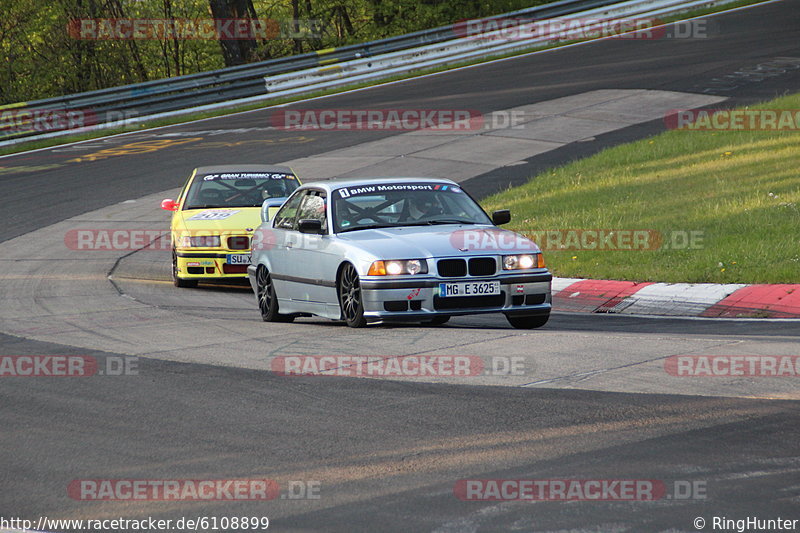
(552, 278), (800, 318)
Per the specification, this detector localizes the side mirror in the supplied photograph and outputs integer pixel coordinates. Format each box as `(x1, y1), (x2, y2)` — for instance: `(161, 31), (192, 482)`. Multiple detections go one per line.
(261, 197), (288, 222)
(298, 219), (323, 234)
(161, 199), (179, 211)
(492, 209), (511, 226)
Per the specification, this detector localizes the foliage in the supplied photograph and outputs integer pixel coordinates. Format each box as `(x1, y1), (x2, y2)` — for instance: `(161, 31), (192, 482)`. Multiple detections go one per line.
(0, 0), (546, 104)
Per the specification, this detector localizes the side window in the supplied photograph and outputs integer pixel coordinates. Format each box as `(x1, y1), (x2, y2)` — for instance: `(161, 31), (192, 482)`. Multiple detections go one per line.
(296, 193), (327, 232)
(273, 191), (306, 229)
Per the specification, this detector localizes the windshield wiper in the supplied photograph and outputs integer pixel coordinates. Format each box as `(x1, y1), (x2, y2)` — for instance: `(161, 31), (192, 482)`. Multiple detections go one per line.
(412, 219), (478, 226)
(338, 223), (401, 233)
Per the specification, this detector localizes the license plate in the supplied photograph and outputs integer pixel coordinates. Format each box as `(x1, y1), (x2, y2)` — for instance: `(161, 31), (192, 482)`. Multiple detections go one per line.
(439, 281), (500, 297)
(226, 254), (251, 265)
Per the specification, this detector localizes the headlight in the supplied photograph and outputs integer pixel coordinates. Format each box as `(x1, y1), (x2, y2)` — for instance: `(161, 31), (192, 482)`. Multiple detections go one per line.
(368, 259), (428, 276)
(180, 235), (221, 248)
(503, 254), (543, 270)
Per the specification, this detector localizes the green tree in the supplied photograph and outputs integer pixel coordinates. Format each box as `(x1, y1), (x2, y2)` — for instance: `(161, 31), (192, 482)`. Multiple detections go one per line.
(0, 0), (550, 105)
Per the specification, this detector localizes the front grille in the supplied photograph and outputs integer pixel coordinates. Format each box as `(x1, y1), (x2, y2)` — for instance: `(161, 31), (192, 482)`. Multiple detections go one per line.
(434, 292), (505, 310)
(228, 236), (250, 250)
(222, 264), (248, 274)
(187, 266), (216, 274)
(437, 259), (467, 277)
(469, 257), (496, 276)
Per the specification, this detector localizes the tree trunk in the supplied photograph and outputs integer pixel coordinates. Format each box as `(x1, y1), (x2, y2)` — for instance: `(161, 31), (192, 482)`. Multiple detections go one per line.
(335, 5), (354, 39)
(109, 0), (148, 81)
(162, 0), (182, 76)
(303, 0), (321, 50)
(209, 0), (258, 66)
(291, 0), (303, 55)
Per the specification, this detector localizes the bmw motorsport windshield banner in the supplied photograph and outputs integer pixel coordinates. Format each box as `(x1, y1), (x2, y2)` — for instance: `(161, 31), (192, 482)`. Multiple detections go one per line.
(336, 182), (462, 198)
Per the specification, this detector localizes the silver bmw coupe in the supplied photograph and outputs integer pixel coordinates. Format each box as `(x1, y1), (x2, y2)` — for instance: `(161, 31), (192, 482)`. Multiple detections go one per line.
(247, 177), (552, 328)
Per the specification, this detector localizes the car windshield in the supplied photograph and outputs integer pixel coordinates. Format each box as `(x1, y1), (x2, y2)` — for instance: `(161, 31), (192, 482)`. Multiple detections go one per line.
(332, 183), (492, 233)
(183, 172), (300, 209)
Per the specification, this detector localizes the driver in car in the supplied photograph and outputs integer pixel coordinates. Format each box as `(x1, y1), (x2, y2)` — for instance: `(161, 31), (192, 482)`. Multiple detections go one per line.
(407, 194), (442, 221)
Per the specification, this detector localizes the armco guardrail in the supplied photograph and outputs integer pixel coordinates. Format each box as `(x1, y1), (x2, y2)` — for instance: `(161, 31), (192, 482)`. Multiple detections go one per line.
(0, 0), (736, 146)
(262, 0), (734, 100)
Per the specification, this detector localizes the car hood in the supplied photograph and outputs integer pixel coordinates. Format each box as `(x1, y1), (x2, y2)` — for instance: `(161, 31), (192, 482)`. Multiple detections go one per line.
(336, 224), (541, 258)
(175, 207), (262, 233)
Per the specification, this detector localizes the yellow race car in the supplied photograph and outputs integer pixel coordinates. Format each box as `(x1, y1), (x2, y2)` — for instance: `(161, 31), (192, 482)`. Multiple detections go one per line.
(161, 165), (300, 287)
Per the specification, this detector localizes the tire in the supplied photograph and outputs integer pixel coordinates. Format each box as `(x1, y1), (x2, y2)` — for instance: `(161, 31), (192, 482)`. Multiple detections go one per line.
(425, 315), (450, 326)
(505, 313), (549, 329)
(172, 250), (198, 288)
(338, 263), (367, 328)
(256, 265), (294, 323)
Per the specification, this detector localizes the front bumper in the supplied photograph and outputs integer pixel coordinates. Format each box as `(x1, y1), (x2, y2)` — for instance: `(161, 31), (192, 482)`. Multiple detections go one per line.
(175, 251), (251, 280)
(359, 271), (552, 320)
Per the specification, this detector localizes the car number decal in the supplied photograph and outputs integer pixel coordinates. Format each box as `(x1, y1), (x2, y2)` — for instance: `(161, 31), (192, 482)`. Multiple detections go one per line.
(187, 210), (241, 221)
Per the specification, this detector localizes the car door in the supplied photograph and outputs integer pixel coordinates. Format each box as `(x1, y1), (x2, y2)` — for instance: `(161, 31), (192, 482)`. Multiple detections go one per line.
(285, 190), (335, 308)
(267, 190), (305, 299)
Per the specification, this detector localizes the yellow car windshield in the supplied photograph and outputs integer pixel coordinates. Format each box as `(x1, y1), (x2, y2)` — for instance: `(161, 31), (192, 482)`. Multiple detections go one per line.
(184, 172), (299, 209)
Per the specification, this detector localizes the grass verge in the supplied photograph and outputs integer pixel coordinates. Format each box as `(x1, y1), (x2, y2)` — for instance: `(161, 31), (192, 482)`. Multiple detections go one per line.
(482, 92), (800, 284)
(0, 0), (769, 157)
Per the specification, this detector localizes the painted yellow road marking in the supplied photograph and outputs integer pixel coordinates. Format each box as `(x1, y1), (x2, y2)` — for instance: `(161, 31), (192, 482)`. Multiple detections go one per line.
(68, 138), (203, 163)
